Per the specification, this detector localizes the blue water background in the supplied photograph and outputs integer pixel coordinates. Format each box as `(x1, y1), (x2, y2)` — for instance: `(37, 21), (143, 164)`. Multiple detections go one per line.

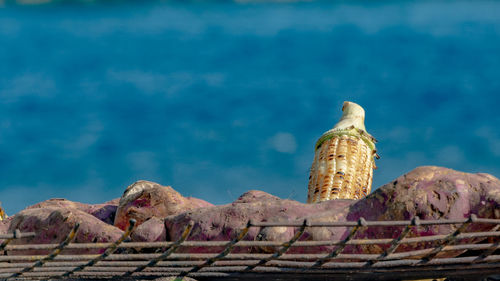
(1, 1), (500, 215)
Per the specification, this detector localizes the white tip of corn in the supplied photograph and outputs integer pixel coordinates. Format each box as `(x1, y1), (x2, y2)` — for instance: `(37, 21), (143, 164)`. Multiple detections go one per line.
(333, 101), (366, 132)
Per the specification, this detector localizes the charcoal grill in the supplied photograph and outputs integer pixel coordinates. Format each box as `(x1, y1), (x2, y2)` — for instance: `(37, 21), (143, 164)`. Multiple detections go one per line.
(1, 215), (499, 280)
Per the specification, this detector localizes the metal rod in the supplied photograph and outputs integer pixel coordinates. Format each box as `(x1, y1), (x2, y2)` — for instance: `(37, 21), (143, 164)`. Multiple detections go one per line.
(60, 219), (136, 278)
(2, 241), (499, 264)
(5, 230), (500, 252)
(177, 220), (252, 278)
(2, 266), (499, 281)
(1, 259), (500, 278)
(473, 241), (500, 264)
(0, 229), (19, 252)
(1, 257), (500, 276)
(312, 217), (367, 268)
(490, 224), (500, 232)
(365, 216), (420, 267)
(0, 258), (499, 279)
(8, 223), (80, 279)
(123, 221), (194, 277)
(250, 217), (500, 227)
(0, 230), (36, 240)
(472, 223), (500, 263)
(418, 215), (474, 264)
(1, 242), (500, 270)
(245, 219), (309, 272)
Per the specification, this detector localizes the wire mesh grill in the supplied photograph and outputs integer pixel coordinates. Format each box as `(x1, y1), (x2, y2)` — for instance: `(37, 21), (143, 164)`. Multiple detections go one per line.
(1, 214), (499, 280)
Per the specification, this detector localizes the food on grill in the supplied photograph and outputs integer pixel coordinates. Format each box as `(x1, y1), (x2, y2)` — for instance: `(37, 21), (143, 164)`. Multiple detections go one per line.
(7, 207), (124, 255)
(1, 166), (499, 258)
(0, 203), (6, 221)
(308, 101), (378, 202)
(27, 198), (119, 225)
(130, 216), (166, 242)
(114, 180), (213, 231)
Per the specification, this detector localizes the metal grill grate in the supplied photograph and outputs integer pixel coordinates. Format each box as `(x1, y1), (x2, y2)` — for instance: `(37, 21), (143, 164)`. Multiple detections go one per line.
(1, 215), (499, 280)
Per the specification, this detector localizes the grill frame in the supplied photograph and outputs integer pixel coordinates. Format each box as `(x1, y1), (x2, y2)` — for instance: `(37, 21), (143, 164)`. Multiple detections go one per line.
(1, 215), (499, 280)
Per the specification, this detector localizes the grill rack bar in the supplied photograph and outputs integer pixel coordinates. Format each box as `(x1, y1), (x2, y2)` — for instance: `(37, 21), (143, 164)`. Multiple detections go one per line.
(2, 243), (500, 262)
(418, 215), (474, 264)
(177, 220), (252, 278)
(364, 216), (420, 267)
(60, 219), (136, 278)
(8, 223), (79, 279)
(5, 230), (500, 250)
(123, 220), (194, 277)
(0, 231), (36, 252)
(244, 219), (309, 272)
(312, 218), (367, 268)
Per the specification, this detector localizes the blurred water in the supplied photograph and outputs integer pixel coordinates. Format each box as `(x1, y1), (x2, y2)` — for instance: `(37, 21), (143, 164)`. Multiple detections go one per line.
(1, 1), (500, 215)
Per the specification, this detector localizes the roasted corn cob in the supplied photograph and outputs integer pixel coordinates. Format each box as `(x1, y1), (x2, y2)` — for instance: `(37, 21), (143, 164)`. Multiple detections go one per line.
(0, 202), (5, 221)
(307, 101), (379, 203)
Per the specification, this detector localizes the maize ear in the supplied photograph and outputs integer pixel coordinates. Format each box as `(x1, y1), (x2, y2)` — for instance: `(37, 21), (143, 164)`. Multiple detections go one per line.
(307, 101), (379, 203)
(0, 203), (5, 221)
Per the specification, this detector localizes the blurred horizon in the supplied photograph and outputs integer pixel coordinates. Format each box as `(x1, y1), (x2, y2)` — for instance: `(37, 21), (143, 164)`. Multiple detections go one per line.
(1, 0), (500, 215)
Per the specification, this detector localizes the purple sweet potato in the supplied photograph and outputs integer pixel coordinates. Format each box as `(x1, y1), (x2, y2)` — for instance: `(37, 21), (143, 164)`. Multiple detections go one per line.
(27, 198), (89, 211)
(86, 203), (118, 225)
(114, 180), (213, 230)
(26, 198), (118, 225)
(8, 207), (124, 255)
(131, 216), (167, 242)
